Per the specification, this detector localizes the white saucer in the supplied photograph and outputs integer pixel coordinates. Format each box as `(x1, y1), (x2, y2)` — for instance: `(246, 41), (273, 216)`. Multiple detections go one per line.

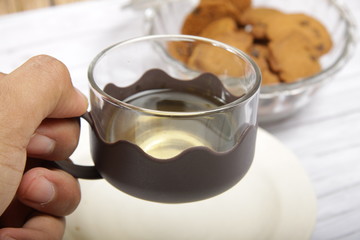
(64, 128), (316, 240)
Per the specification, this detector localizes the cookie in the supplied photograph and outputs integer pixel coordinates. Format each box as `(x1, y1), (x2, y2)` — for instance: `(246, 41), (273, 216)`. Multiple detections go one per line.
(187, 43), (246, 77)
(179, 1), (332, 86)
(213, 31), (253, 52)
(240, 7), (284, 39)
(228, 0), (252, 12)
(199, 17), (238, 39)
(247, 44), (269, 69)
(266, 13), (332, 57)
(192, 18), (253, 78)
(268, 32), (321, 83)
(181, 1), (240, 36)
(167, 41), (194, 64)
(200, 20), (254, 52)
(261, 70), (280, 85)
(247, 44), (280, 85)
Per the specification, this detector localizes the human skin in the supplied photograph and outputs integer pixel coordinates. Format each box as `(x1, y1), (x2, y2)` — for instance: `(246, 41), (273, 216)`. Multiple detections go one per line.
(0, 55), (88, 240)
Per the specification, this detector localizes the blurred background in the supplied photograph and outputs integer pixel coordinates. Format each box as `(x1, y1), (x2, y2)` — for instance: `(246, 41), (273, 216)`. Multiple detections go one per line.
(0, 0), (87, 14)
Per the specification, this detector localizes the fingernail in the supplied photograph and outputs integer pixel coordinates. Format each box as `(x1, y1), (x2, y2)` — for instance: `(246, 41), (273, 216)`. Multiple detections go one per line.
(75, 88), (89, 106)
(27, 134), (56, 156)
(27, 176), (55, 205)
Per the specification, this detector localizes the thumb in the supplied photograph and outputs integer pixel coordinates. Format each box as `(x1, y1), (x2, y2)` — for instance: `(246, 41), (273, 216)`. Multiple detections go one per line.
(0, 55), (88, 215)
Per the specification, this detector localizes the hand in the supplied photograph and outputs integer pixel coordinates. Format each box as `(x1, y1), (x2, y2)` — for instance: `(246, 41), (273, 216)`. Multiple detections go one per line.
(0, 55), (88, 240)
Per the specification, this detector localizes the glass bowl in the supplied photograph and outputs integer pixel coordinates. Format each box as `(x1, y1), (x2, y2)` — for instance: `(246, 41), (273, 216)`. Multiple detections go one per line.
(141, 0), (356, 123)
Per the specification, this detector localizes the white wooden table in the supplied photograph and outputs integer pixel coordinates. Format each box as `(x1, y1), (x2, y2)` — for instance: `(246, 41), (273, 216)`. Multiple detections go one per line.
(0, 0), (359, 239)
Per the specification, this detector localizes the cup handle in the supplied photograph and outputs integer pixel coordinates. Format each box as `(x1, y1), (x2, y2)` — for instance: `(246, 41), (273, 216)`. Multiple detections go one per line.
(48, 112), (102, 179)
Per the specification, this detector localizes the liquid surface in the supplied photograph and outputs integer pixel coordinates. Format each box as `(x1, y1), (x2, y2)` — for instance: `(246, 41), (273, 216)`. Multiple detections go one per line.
(102, 69), (247, 159)
(106, 89), (235, 159)
(137, 129), (207, 159)
(121, 89), (227, 158)
(123, 89), (226, 112)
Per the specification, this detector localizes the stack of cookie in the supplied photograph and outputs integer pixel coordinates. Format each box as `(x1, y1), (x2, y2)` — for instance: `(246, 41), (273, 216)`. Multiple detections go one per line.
(175, 0), (332, 85)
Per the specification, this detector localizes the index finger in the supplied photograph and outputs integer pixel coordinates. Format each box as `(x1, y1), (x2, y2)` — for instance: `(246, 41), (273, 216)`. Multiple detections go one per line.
(2, 55), (88, 123)
(0, 55), (88, 215)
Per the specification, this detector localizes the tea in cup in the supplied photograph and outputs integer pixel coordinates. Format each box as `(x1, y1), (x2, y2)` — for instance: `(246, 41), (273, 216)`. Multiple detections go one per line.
(54, 35), (261, 203)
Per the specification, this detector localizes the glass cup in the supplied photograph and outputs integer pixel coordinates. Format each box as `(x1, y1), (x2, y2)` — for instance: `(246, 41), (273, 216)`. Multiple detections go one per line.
(55, 35), (261, 203)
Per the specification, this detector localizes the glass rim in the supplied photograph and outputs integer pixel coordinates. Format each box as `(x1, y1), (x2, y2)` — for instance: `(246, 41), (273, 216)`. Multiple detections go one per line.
(88, 34), (262, 117)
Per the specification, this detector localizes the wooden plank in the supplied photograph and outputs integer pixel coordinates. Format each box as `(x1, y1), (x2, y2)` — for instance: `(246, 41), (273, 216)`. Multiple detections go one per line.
(0, 0), (18, 14)
(53, 0), (87, 5)
(16, 0), (51, 11)
(0, 0), (87, 14)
